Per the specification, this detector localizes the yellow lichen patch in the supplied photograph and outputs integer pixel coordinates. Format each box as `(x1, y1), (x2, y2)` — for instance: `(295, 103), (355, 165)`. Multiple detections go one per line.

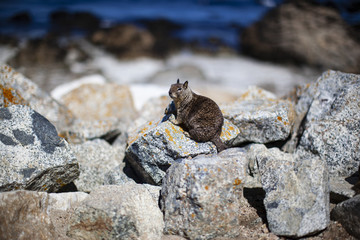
(191, 213), (196, 219)
(276, 114), (291, 127)
(205, 185), (209, 190)
(0, 84), (27, 107)
(220, 120), (239, 141)
(165, 128), (174, 143)
(127, 120), (158, 146)
(233, 178), (242, 186)
(239, 90), (250, 100)
(170, 123), (184, 134)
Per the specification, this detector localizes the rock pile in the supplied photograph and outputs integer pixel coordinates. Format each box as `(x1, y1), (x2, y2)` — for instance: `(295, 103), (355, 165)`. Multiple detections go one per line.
(1, 65), (359, 239)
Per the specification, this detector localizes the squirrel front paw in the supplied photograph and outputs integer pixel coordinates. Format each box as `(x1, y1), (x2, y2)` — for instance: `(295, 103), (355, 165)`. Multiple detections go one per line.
(168, 114), (179, 125)
(182, 131), (191, 138)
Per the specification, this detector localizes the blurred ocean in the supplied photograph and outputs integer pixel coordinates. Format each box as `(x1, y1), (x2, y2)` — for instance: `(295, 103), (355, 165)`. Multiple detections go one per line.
(1, 0), (358, 47)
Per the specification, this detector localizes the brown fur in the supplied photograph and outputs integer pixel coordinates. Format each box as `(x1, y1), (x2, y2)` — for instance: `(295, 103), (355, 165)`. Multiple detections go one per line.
(168, 79), (227, 152)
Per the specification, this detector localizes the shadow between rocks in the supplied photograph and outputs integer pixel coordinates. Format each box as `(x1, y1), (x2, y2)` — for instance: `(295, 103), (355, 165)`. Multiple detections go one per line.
(243, 187), (267, 224)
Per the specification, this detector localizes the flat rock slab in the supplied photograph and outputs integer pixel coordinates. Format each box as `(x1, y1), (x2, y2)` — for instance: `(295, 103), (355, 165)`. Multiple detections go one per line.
(126, 119), (239, 185)
(248, 144), (329, 238)
(0, 64), (74, 132)
(298, 70), (360, 177)
(0, 190), (89, 240)
(0, 190), (57, 240)
(161, 148), (249, 240)
(67, 184), (164, 240)
(222, 96), (295, 145)
(0, 105), (79, 192)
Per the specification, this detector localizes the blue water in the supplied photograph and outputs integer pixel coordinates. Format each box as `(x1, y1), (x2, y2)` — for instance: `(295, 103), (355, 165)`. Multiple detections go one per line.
(0, 0), (358, 47)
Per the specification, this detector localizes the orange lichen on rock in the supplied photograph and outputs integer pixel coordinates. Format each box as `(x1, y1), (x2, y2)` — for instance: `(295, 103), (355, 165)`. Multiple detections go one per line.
(165, 128), (174, 143)
(127, 120), (159, 146)
(233, 178), (242, 186)
(220, 120), (239, 141)
(0, 84), (28, 107)
(276, 115), (291, 126)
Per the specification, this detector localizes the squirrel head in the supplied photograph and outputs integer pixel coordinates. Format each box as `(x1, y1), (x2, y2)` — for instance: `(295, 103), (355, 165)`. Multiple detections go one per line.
(169, 79), (191, 101)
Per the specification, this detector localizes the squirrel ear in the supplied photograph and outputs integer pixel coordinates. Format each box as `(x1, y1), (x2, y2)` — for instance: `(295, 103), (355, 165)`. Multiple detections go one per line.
(183, 81), (188, 88)
(177, 79), (180, 84)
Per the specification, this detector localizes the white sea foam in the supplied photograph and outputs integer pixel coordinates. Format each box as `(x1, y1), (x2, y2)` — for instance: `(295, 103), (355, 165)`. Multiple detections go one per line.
(129, 84), (169, 111)
(51, 74), (107, 101)
(50, 43), (318, 110)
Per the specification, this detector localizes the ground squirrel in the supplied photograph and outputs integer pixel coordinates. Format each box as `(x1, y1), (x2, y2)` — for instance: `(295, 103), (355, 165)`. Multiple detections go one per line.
(167, 79), (227, 152)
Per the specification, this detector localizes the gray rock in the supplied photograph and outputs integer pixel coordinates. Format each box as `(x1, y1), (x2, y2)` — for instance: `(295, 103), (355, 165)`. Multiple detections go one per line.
(59, 118), (127, 145)
(331, 195), (360, 239)
(143, 184), (162, 204)
(48, 192), (89, 213)
(0, 190), (88, 240)
(59, 83), (138, 126)
(0, 64), (75, 132)
(71, 139), (126, 192)
(0, 190), (57, 240)
(103, 164), (136, 186)
(222, 92), (295, 145)
(56, 82), (137, 144)
(126, 119), (239, 185)
(0, 105), (79, 192)
(133, 95), (170, 129)
(161, 148), (249, 240)
(329, 177), (357, 203)
(248, 144), (330, 238)
(298, 70), (360, 177)
(241, 1), (360, 73)
(67, 184), (164, 240)
(47, 192), (89, 240)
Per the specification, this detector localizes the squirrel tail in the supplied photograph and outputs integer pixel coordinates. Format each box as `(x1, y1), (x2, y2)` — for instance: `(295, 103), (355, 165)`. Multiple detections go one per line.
(211, 136), (227, 152)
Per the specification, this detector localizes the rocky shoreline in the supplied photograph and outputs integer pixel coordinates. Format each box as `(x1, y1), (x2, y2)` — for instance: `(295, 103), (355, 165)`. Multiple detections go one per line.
(1, 1), (360, 239)
(1, 64), (360, 239)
